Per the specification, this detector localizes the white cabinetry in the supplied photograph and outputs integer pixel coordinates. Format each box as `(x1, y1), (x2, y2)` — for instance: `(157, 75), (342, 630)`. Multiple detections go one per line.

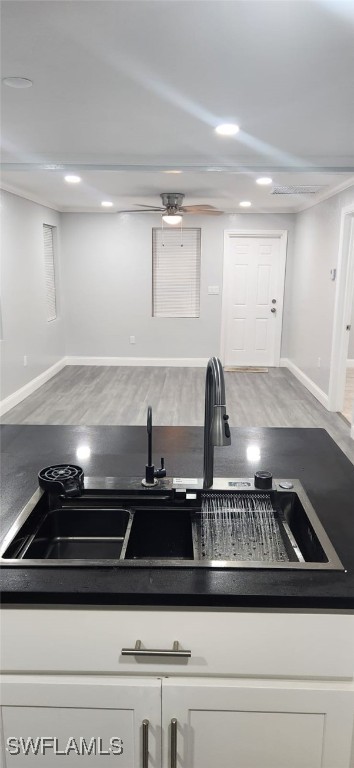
(162, 679), (354, 768)
(1, 676), (161, 767)
(1, 608), (354, 768)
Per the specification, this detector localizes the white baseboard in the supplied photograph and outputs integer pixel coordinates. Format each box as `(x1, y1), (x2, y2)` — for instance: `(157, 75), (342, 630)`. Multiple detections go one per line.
(347, 359), (354, 368)
(66, 356), (209, 367)
(0, 357), (67, 416)
(280, 358), (329, 410)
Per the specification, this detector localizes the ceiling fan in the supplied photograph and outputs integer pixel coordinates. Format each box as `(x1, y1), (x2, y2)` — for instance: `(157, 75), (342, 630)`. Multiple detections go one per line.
(118, 193), (224, 224)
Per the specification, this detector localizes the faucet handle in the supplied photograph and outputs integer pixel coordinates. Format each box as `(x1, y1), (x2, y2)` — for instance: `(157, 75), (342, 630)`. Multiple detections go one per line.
(154, 458), (166, 478)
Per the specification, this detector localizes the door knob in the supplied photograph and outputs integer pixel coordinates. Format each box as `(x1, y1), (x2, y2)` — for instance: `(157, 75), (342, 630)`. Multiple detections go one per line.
(271, 308), (276, 313)
(272, 299), (277, 304)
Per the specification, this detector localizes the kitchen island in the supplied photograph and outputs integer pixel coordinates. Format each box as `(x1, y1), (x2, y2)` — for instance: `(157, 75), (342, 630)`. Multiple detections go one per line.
(1, 425), (354, 767)
(1, 424), (354, 607)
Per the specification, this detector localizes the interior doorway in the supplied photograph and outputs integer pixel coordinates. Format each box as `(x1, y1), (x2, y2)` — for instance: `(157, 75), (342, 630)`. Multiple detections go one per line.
(328, 205), (354, 438)
(221, 230), (287, 368)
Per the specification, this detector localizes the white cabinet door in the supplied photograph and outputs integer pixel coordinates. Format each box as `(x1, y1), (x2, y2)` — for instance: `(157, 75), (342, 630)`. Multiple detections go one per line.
(162, 678), (354, 768)
(1, 675), (161, 767)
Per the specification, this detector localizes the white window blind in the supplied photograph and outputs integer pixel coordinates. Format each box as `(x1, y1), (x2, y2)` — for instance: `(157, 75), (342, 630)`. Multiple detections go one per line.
(152, 227), (201, 318)
(43, 224), (57, 322)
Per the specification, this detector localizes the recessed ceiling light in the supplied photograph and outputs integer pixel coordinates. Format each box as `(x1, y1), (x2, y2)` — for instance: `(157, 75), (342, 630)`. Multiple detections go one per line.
(256, 177), (272, 185)
(164, 170), (182, 174)
(162, 214), (183, 225)
(64, 175), (81, 184)
(101, 201), (113, 207)
(215, 123), (239, 136)
(239, 201), (252, 208)
(2, 77), (33, 88)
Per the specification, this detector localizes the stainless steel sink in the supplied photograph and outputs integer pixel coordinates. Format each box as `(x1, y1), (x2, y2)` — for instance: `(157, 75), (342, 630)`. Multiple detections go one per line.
(17, 508), (132, 560)
(0, 479), (344, 570)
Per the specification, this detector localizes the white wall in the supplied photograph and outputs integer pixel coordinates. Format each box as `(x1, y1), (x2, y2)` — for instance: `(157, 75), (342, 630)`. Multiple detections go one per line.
(60, 212), (296, 359)
(0, 190), (65, 400)
(285, 185), (354, 395)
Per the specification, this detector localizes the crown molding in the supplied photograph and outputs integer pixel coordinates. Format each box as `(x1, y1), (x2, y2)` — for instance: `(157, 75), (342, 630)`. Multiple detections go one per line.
(295, 176), (354, 213)
(0, 183), (60, 212)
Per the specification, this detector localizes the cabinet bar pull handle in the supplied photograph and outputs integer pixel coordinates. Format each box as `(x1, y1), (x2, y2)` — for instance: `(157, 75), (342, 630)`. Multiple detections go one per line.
(122, 640), (191, 658)
(142, 719), (149, 768)
(171, 718), (177, 768)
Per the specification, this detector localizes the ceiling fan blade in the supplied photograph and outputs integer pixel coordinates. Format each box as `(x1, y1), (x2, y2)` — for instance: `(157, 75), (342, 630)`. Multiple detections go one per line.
(181, 204), (218, 211)
(183, 209), (224, 216)
(117, 198), (224, 215)
(117, 208), (164, 213)
(135, 204), (165, 210)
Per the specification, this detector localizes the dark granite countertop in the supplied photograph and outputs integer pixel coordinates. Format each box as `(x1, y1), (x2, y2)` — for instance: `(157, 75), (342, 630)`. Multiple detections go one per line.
(1, 425), (354, 609)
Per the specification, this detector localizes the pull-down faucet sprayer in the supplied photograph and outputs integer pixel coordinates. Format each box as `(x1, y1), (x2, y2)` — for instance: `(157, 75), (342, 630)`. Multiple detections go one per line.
(203, 357), (231, 489)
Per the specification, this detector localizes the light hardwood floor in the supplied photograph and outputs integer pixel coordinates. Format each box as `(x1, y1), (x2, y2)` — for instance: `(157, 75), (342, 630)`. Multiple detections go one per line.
(1, 365), (354, 464)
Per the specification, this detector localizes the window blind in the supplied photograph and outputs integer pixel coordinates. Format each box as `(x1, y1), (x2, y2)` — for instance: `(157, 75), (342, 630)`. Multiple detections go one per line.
(43, 224), (57, 322)
(152, 227), (201, 318)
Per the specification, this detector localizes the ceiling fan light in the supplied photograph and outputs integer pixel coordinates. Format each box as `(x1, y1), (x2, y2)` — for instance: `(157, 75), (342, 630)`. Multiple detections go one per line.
(162, 214), (182, 225)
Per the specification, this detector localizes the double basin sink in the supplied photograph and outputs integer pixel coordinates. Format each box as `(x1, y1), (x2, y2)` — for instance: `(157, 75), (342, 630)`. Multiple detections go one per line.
(0, 478), (344, 570)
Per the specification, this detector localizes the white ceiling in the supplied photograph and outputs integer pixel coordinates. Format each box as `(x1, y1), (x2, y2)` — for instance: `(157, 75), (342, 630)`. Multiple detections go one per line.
(1, 0), (354, 212)
(2, 169), (353, 214)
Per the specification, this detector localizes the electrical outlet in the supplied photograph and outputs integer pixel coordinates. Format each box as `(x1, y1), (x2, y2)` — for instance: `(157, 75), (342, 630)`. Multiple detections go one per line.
(129, 335), (136, 344)
(317, 357), (321, 368)
(23, 355), (27, 367)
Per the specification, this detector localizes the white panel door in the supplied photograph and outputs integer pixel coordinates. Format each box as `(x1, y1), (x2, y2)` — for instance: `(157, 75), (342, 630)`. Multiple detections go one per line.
(162, 678), (354, 768)
(222, 235), (286, 367)
(1, 675), (161, 767)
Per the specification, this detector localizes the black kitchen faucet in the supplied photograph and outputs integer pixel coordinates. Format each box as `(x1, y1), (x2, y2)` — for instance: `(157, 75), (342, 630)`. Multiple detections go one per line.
(142, 405), (166, 486)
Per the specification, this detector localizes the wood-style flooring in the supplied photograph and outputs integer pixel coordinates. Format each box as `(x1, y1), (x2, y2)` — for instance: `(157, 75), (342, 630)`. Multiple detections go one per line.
(2, 365), (354, 464)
